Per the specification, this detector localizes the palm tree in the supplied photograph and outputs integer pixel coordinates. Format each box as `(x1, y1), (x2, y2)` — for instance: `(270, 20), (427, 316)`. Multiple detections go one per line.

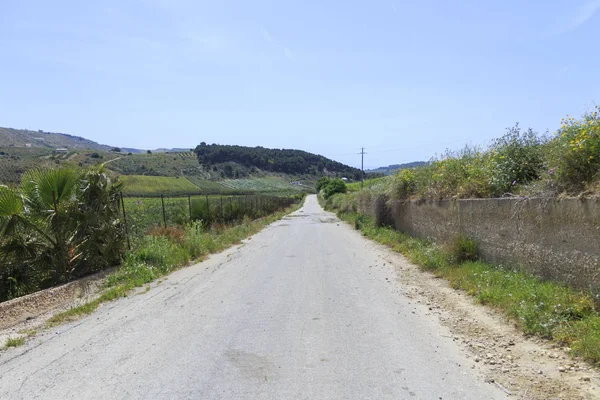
(0, 167), (125, 300)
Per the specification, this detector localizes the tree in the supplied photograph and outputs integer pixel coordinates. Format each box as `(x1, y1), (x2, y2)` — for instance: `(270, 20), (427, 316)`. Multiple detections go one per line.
(110, 147), (121, 152)
(147, 150), (152, 154)
(316, 177), (331, 192)
(0, 167), (125, 300)
(322, 179), (347, 199)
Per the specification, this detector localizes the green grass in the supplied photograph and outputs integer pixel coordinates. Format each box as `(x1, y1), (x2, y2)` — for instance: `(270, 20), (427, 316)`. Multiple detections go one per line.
(184, 175), (232, 193)
(346, 176), (388, 192)
(324, 196), (600, 365)
(119, 175), (201, 196)
(3, 337), (26, 348)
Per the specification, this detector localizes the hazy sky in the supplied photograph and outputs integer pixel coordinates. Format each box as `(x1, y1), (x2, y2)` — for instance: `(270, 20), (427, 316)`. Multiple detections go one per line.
(1, 1), (599, 169)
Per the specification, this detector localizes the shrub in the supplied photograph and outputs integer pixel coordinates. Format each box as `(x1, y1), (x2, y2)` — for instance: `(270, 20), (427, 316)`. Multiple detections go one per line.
(547, 106), (600, 193)
(0, 166), (125, 301)
(446, 236), (479, 263)
(488, 124), (546, 192)
(387, 169), (417, 199)
(316, 177), (330, 192)
(133, 235), (189, 271)
(322, 179), (347, 199)
(423, 147), (495, 199)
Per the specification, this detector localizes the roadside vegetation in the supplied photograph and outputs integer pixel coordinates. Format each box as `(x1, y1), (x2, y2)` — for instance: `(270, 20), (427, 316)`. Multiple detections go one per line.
(321, 193), (600, 364)
(367, 107), (600, 199)
(0, 164), (304, 303)
(1, 163), (304, 346)
(45, 203), (302, 327)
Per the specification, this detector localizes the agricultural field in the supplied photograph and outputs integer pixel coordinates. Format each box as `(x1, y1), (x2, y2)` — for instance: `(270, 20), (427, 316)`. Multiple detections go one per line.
(183, 175), (232, 193)
(109, 152), (199, 176)
(219, 177), (305, 192)
(118, 175), (201, 196)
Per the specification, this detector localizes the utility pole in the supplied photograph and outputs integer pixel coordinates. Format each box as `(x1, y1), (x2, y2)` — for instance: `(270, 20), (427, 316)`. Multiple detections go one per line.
(359, 147), (366, 189)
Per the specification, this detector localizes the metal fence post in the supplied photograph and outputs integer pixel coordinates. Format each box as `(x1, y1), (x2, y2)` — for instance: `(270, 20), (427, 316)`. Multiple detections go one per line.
(161, 194), (167, 228)
(120, 192), (131, 251)
(205, 195), (210, 226)
(188, 195), (192, 222)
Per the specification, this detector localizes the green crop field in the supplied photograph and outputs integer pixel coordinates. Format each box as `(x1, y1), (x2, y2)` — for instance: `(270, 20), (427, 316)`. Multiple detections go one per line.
(184, 175), (232, 193)
(219, 177), (303, 192)
(109, 152), (199, 176)
(119, 175), (201, 196)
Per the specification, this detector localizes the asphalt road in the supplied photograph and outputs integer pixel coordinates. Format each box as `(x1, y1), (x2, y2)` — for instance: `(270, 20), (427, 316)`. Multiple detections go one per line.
(0, 195), (505, 399)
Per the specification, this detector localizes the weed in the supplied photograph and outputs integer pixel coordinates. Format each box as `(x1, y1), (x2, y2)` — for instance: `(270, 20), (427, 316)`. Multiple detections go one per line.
(446, 236), (479, 263)
(17, 329), (37, 337)
(4, 337), (26, 348)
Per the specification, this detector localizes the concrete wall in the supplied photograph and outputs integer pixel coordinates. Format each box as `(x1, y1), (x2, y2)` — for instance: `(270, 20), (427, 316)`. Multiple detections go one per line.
(357, 196), (600, 293)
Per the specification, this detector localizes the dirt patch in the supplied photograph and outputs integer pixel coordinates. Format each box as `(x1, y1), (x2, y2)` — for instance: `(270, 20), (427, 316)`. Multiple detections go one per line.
(370, 244), (600, 400)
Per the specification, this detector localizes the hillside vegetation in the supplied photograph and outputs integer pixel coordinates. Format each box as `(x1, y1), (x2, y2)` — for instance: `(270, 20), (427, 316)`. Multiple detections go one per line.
(194, 143), (362, 179)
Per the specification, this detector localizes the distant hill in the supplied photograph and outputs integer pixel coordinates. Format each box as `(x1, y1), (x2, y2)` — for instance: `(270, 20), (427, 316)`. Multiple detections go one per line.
(367, 161), (427, 175)
(0, 126), (362, 193)
(0, 127), (116, 151)
(194, 143), (363, 180)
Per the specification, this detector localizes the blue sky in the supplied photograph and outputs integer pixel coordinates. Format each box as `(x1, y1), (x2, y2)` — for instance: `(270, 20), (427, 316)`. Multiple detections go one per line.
(1, 1), (599, 169)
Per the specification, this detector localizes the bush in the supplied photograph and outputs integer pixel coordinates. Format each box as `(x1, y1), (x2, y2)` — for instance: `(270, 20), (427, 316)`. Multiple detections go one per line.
(322, 178), (347, 199)
(0, 166), (125, 301)
(488, 124), (546, 192)
(387, 169), (417, 199)
(133, 235), (190, 271)
(547, 106), (600, 193)
(423, 147), (495, 199)
(446, 236), (479, 263)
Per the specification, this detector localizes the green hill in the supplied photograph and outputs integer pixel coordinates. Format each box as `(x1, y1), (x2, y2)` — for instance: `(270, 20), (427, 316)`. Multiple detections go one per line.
(194, 143), (362, 179)
(0, 127), (359, 195)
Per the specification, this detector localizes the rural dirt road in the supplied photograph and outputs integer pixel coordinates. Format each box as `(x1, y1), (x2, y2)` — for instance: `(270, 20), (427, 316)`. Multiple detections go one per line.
(1, 195), (511, 399)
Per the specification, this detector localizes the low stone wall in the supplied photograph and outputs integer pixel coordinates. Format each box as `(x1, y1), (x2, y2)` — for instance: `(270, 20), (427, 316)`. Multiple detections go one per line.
(358, 196), (600, 293)
(0, 269), (112, 330)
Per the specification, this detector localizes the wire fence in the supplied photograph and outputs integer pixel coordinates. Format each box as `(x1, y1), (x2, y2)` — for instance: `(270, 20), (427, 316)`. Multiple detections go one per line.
(120, 193), (299, 247)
